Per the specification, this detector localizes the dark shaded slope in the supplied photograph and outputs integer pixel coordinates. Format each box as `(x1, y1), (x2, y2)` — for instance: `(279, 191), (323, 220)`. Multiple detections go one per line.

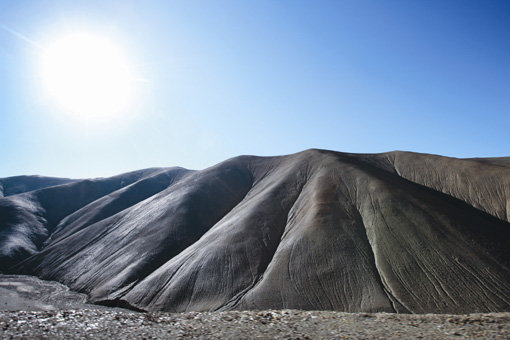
(0, 175), (76, 197)
(2, 149), (510, 313)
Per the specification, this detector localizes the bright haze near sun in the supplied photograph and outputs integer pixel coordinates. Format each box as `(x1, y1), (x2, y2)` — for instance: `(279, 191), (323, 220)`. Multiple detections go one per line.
(0, 1), (508, 179)
(40, 33), (135, 123)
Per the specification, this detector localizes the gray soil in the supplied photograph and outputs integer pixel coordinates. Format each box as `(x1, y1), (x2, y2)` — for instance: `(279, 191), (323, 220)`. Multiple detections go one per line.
(1, 309), (508, 339)
(0, 275), (112, 311)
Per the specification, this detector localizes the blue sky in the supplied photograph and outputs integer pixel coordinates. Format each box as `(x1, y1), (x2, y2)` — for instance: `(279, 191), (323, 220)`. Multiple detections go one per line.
(0, 0), (509, 178)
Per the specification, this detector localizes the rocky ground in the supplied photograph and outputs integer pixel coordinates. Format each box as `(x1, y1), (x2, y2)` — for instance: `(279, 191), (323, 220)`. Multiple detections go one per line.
(0, 275), (104, 311)
(0, 275), (508, 339)
(1, 309), (509, 339)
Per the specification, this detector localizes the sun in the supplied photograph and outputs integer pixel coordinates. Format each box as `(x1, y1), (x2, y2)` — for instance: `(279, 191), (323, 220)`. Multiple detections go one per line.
(41, 33), (134, 121)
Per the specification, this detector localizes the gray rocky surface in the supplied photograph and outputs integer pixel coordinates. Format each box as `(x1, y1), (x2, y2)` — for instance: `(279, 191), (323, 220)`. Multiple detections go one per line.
(1, 309), (508, 339)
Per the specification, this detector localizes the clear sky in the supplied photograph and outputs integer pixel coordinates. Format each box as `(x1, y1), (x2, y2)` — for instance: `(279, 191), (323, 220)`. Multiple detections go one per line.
(0, 1), (509, 178)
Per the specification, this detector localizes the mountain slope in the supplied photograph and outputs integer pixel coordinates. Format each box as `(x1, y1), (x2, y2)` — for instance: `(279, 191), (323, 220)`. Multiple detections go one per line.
(0, 175), (76, 197)
(1, 150), (509, 313)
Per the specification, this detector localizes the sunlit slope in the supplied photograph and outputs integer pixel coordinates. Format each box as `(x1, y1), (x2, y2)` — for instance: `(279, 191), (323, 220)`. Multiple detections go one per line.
(1, 150), (509, 313)
(0, 175), (76, 197)
(0, 168), (174, 270)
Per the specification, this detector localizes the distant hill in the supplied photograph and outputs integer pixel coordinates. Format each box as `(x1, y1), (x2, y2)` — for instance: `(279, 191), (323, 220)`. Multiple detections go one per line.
(0, 175), (76, 197)
(0, 150), (508, 314)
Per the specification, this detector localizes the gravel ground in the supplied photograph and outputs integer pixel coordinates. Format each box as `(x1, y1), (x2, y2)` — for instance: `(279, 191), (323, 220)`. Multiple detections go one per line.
(1, 309), (508, 339)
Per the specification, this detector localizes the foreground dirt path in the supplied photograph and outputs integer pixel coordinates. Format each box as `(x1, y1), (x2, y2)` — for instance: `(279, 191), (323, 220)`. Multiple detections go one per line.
(1, 309), (508, 339)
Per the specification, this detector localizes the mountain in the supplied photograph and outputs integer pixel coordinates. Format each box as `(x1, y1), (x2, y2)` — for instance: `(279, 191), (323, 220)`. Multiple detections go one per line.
(0, 175), (76, 197)
(0, 149), (509, 314)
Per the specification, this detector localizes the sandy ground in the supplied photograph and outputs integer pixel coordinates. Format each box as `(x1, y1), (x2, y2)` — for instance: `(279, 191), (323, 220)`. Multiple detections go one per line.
(0, 275), (508, 339)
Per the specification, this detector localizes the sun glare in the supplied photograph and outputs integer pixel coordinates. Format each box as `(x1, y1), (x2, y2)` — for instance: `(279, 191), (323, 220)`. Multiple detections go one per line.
(41, 33), (134, 121)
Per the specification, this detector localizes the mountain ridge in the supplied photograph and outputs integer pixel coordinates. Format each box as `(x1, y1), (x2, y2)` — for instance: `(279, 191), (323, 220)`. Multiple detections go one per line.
(1, 149), (509, 313)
